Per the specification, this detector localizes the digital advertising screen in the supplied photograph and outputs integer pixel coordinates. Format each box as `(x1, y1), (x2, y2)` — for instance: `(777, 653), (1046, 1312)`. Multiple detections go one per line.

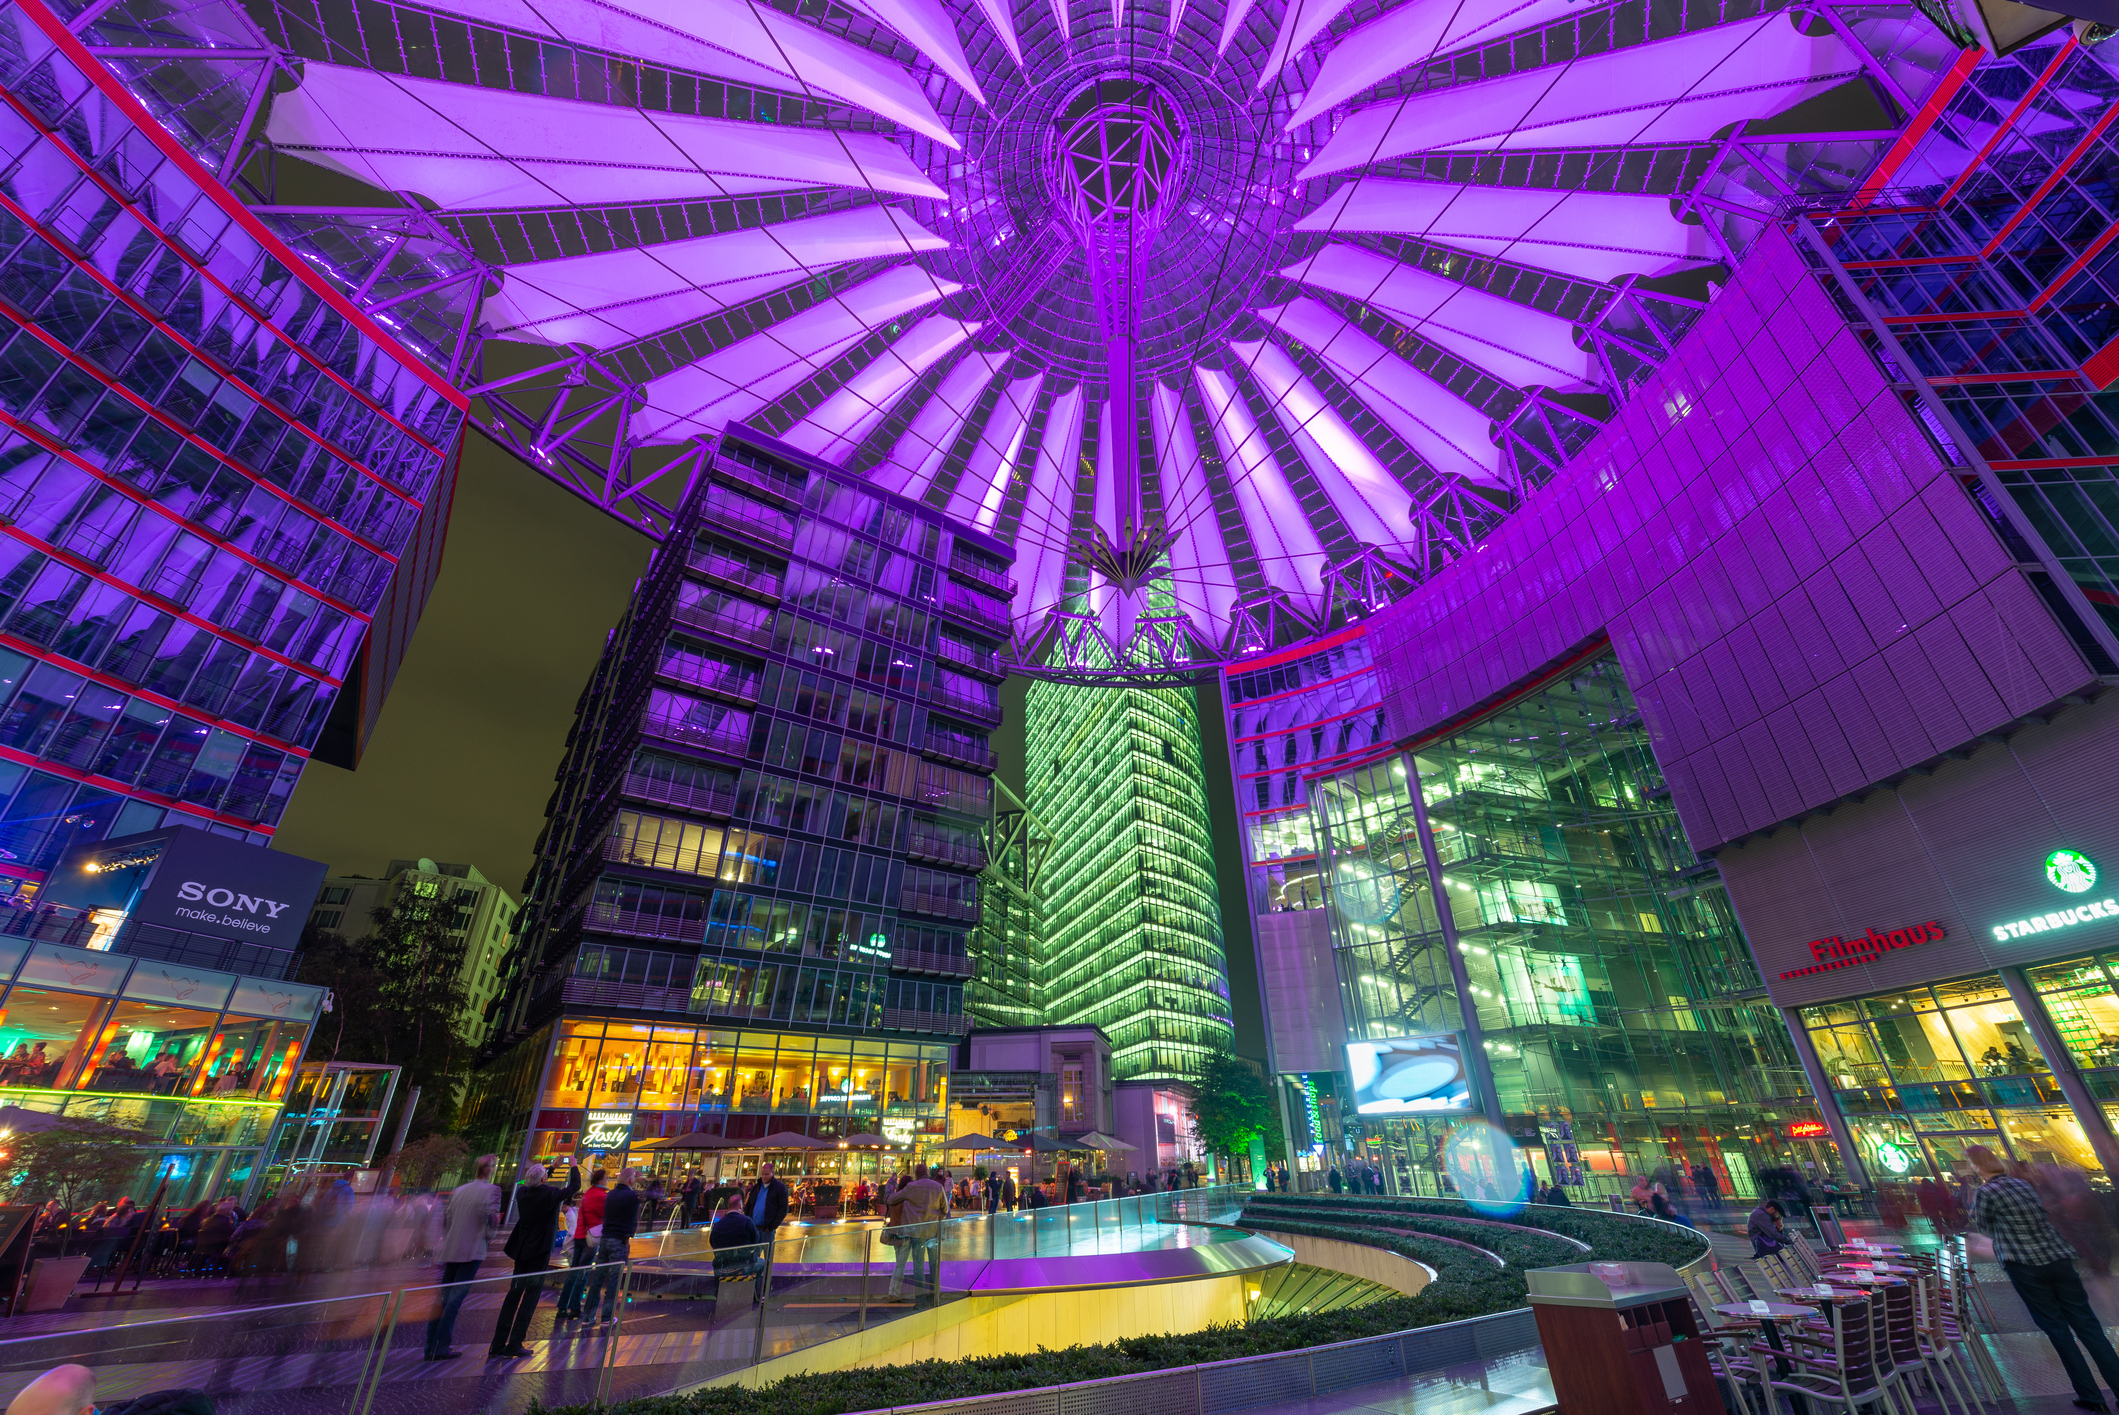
(1346, 1034), (1474, 1115)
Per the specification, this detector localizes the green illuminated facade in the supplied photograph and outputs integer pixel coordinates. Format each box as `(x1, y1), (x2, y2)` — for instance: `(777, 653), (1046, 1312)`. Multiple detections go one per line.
(1026, 682), (1232, 1081)
(1318, 652), (1821, 1198)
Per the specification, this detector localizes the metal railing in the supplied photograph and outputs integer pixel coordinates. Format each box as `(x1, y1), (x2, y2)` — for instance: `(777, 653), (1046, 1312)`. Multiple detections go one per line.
(641, 711), (751, 756)
(670, 599), (774, 646)
(622, 771), (736, 817)
(0, 1189), (1251, 1414)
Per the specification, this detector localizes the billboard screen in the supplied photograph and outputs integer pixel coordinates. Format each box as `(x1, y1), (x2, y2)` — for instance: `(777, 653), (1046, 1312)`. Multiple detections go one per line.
(1346, 1035), (1473, 1115)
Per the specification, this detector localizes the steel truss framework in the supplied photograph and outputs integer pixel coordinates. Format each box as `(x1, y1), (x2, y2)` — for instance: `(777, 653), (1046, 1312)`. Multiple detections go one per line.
(53, 0), (1963, 684)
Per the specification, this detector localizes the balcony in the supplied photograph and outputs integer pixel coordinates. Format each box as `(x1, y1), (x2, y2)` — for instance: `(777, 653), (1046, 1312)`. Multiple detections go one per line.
(561, 974), (693, 1014)
(947, 554), (1016, 598)
(880, 1007), (974, 1035)
(935, 636), (1005, 680)
(600, 834), (719, 878)
(642, 711), (751, 757)
(938, 587), (1010, 635)
(899, 889), (980, 924)
(906, 831), (986, 870)
(701, 492), (794, 551)
(932, 682), (1002, 724)
(583, 901), (708, 943)
(920, 733), (997, 771)
(890, 946), (976, 978)
(671, 599), (774, 647)
(914, 768), (991, 817)
(686, 547), (783, 602)
(714, 449), (806, 506)
(654, 656), (761, 703)
(623, 770), (737, 817)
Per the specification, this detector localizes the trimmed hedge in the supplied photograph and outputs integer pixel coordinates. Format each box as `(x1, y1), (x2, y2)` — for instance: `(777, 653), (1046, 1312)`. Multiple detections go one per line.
(538, 1194), (1707, 1415)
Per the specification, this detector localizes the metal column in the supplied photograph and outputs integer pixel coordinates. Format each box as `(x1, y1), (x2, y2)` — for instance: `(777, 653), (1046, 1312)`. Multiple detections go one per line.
(1778, 1006), (1872, 1190)
(1402, 751), (1505, 1124)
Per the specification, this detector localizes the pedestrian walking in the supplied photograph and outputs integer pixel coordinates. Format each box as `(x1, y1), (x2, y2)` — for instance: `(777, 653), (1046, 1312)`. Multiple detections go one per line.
(584, 1168), (641, 1325)
(1968, 1145), (2119, 1411)
(679, 1174), (702, 1227)
(1000, 1171), (1017, 1212)
(890, 1163), (946, 1301)
(554, 1168), (606, 1320)
(423, 1154), (501, 1361)
(489, 1163), (580, 1359)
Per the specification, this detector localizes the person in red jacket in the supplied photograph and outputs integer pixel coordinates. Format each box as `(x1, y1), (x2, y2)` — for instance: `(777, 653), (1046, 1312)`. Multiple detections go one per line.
(553, 1168), (606, 1320)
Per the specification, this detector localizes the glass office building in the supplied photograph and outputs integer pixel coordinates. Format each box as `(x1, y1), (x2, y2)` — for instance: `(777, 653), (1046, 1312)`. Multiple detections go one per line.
(470, 427), (1006, 1176)
(1306, 653), (1820, 1198)
(1025, 680), (1232, 1081)
(0, 1), (460, 884)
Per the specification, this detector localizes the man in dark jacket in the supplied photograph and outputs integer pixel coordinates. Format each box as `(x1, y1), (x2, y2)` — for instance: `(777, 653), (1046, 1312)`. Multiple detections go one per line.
(709, 1194), (764, 1299)
(589, 1169), (642, 1324)
(490, 1163), (581, 1359)
(743, 1161), (791, 1238)
(742, 1161), (791, 1305)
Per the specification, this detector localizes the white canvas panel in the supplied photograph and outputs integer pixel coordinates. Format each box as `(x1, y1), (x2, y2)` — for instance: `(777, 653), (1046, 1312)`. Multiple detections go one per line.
(1300, 15), (1857, 176)
(633, 265), (959, 442)
(1296, 179), (1718, 282)
(1281, 244), (1596, 388)
(1258, 299), (1506, 486)
(265, 63), (946, 209)
(484, 205), (948, 347)
(783, 314), (979, 462)
(422, 0), (955, 144)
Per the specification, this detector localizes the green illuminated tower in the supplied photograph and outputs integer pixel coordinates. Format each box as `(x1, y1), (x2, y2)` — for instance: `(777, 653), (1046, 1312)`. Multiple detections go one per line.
(1025, 682), (1233, 1080)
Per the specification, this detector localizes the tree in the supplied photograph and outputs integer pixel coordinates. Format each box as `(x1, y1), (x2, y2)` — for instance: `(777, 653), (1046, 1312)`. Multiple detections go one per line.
(381, 1133), (471, 1190)
(4, 1119), (152, 1209)
(1190, 1048), (1284, 1161)
(295, 887), (475, 1138)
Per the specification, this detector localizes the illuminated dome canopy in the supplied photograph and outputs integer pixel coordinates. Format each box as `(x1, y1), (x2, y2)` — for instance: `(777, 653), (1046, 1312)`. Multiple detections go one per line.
(236, 0), (1956, 680)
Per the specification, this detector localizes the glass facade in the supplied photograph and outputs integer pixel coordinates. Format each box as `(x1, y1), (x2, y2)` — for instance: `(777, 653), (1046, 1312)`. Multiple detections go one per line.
(1316, 651), (1819, 1199)
(967, 776), (1043, 1030)
(1024, 681), (1231, 1081)
(0, 3), (461, 879)
(1804, 976), (2102, 1185)
(0, 931), (321, 1203)
(1226, 627), (1385, 920)
(1803, 35), (2119, 662)
(475, 429), (1002, 1174)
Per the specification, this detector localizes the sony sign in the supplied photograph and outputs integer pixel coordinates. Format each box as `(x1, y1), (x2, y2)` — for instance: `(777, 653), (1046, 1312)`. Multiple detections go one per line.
(45, 826), (327, 945)
(173, 881), (295, 933)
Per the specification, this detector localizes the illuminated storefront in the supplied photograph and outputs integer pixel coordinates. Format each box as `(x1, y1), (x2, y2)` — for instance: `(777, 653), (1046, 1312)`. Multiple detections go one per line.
(493, 1018), (950, 1181)
(0, 933), (320, 1203)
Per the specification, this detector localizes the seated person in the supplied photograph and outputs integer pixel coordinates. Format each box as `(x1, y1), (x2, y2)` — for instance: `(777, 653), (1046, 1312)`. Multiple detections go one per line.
(709, 1197), (763, 1280)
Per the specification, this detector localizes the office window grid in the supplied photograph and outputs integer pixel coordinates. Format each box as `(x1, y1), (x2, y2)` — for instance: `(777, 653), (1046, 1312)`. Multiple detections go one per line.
(1027, 680), (1233, 1081)
(0, 3), (461, 861)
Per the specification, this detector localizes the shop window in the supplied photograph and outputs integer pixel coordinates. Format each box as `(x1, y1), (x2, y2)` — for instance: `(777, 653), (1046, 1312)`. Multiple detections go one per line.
(0, 985), (104, 1088)
(544, 1021), (604, 1107)
(591, 1026), (651, 1105)
(1060, 1061), (1085, 1126)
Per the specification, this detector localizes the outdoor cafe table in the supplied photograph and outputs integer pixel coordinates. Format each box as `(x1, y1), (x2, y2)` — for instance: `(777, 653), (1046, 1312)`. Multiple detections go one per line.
(1716, 1302), (1823, 1415)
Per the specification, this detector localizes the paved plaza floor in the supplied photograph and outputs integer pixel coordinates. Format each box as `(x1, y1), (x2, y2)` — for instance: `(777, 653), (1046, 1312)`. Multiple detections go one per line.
(8, 1204), (2119, 1415)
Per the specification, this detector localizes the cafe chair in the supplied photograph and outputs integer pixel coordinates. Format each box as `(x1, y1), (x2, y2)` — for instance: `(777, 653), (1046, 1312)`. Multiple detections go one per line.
(1684, 1272), (1772, 1415)
(1751, 1296), (1902, 1415)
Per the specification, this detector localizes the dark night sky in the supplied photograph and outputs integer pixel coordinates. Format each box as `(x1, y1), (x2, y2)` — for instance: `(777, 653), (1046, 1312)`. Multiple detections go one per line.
(270, 434), (650, 891)
(272, 435), (1268, 1059)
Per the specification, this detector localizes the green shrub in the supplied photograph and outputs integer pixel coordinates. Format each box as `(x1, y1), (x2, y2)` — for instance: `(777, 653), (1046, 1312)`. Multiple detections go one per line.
(537, 1192), (1705, 1415)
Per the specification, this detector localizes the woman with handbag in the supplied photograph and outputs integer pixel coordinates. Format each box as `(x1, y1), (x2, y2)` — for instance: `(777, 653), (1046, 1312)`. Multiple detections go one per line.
(881, 1171), (915, 1298)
